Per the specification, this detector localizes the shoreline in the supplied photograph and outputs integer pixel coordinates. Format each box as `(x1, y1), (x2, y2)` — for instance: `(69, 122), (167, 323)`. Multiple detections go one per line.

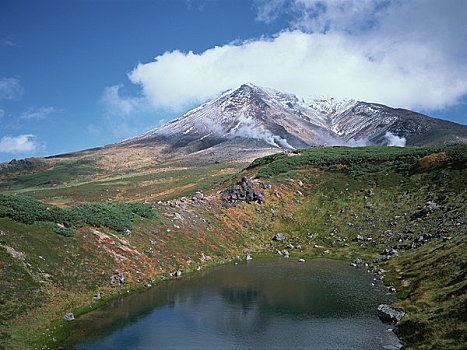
(56, 253), (403, 349)
(60, 255), (403, 349)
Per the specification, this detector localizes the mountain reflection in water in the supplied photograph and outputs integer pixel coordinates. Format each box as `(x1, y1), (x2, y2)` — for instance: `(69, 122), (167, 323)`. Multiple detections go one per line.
(66, 258), (401, 350)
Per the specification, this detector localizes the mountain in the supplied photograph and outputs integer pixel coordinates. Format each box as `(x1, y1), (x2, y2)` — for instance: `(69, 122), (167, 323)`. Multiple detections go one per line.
(122, 83), (467, 155)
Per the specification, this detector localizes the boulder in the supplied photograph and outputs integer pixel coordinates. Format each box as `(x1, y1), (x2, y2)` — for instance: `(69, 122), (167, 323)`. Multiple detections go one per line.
(436, 172), (448, 180)
(221, 177), (264, 206)
(353, 258), (362, 264)
(111, 270), (125, 285)
(375, 255), (390, 263)
(411, 200), (439, 219)
(192, 192), (204, 200)
(64, 313), (75, 321)
(377, 304), (405, 323)
(272, 233), (287, 241)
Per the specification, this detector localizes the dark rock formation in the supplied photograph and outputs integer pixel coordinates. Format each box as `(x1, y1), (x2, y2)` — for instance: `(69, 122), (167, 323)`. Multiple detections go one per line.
(378, 304), (405, 323)
(221, 177), (264, 207)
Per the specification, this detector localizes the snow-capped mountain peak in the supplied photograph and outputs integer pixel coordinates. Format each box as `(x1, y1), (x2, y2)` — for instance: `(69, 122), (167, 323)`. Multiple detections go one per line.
(125, 83), (467, 151)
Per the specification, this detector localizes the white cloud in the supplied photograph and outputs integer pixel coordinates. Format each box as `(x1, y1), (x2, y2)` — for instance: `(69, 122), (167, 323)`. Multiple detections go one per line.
(0, 77), (23, 100)
(100, 84), (150, 138)
(254, 0), (289, 24)
(101, 85), (143, 117)
(257, 0), (389, 33)
(122, 0), (467, 115)
(2, 37), (16, 47)
(0, 134), (38, 153)
(19, 106), (55, 119)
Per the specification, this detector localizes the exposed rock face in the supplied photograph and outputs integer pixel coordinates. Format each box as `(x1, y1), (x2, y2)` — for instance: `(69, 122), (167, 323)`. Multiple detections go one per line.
(221, 177), (264, 207)
(0, 157), (49, 173)
(378, 304), (405, 323)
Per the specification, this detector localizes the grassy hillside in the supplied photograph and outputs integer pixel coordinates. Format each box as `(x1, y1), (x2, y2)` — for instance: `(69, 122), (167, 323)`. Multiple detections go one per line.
(0, 145), (465, 349)
(0, 160), (244, 207)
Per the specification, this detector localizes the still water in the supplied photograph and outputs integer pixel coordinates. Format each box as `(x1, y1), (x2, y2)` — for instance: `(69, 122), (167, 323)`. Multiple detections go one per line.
(65, 258), (400, 349)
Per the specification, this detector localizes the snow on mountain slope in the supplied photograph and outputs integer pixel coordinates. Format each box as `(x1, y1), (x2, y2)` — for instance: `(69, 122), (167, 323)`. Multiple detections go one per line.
(125, 83), (467, 151)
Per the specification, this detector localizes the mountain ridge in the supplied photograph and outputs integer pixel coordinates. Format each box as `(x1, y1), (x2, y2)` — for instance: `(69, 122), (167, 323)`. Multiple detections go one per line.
(121, 83), (467, 153)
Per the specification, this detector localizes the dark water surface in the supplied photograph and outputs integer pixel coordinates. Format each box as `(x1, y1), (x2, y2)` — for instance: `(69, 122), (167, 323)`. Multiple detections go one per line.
(65, 258), (401, 349)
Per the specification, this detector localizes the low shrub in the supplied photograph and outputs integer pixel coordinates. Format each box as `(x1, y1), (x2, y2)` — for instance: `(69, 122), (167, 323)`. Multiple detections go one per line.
(253, 145), (467, 178)
(53, 226), (75, 237)
(0, 193), (155, 233)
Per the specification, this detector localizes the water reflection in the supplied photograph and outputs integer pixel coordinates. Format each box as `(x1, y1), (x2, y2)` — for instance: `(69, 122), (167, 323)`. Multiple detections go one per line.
(65, 258), (400, 349)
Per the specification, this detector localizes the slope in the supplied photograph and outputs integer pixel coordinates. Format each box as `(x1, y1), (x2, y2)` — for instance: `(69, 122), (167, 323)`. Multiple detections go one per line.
(0, 145), (465, 349)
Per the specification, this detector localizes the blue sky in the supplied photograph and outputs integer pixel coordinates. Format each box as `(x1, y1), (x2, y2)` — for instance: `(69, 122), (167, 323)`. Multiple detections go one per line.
(1, 0), (466, 163)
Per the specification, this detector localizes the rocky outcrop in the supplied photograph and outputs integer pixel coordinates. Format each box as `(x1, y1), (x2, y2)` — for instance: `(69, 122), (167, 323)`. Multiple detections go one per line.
(221, 177), (265, 207)
(378, 304), (405, 323)
(411, 201), (439, 219)
(272, 233), (287, 241)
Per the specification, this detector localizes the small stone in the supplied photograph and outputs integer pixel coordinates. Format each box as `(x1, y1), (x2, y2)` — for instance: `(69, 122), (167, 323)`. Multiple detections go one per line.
(436, 172), (448, 180)
(246, 254), (253, 261)
(298, 258), (305, 263)
(64, 313), (75, 321)
(322, 249), (330, 255)
(175, 270), (182, 277)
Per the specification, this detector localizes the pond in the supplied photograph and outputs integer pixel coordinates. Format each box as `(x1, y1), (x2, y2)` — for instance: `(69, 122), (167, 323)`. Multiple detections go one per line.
(64, 258), (401, 349)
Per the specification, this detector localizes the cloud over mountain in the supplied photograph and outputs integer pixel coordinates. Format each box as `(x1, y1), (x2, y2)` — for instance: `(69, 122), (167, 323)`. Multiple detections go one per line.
(123, 0), (467, 115)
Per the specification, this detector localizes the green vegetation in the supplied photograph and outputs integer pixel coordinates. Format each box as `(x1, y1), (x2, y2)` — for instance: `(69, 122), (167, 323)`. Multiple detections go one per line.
(251, 145), (466, 178)
(251, 146), (466, 349)
(0, 193), (155, 233)
(245, 152), (287, 169)
(3, 162), (245, 206)
(0, 145), (465, 349)
(0, 159), (100, 191)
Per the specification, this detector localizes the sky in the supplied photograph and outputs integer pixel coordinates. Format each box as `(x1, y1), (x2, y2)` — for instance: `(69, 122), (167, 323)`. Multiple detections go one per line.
(1, 0), (466, 163)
